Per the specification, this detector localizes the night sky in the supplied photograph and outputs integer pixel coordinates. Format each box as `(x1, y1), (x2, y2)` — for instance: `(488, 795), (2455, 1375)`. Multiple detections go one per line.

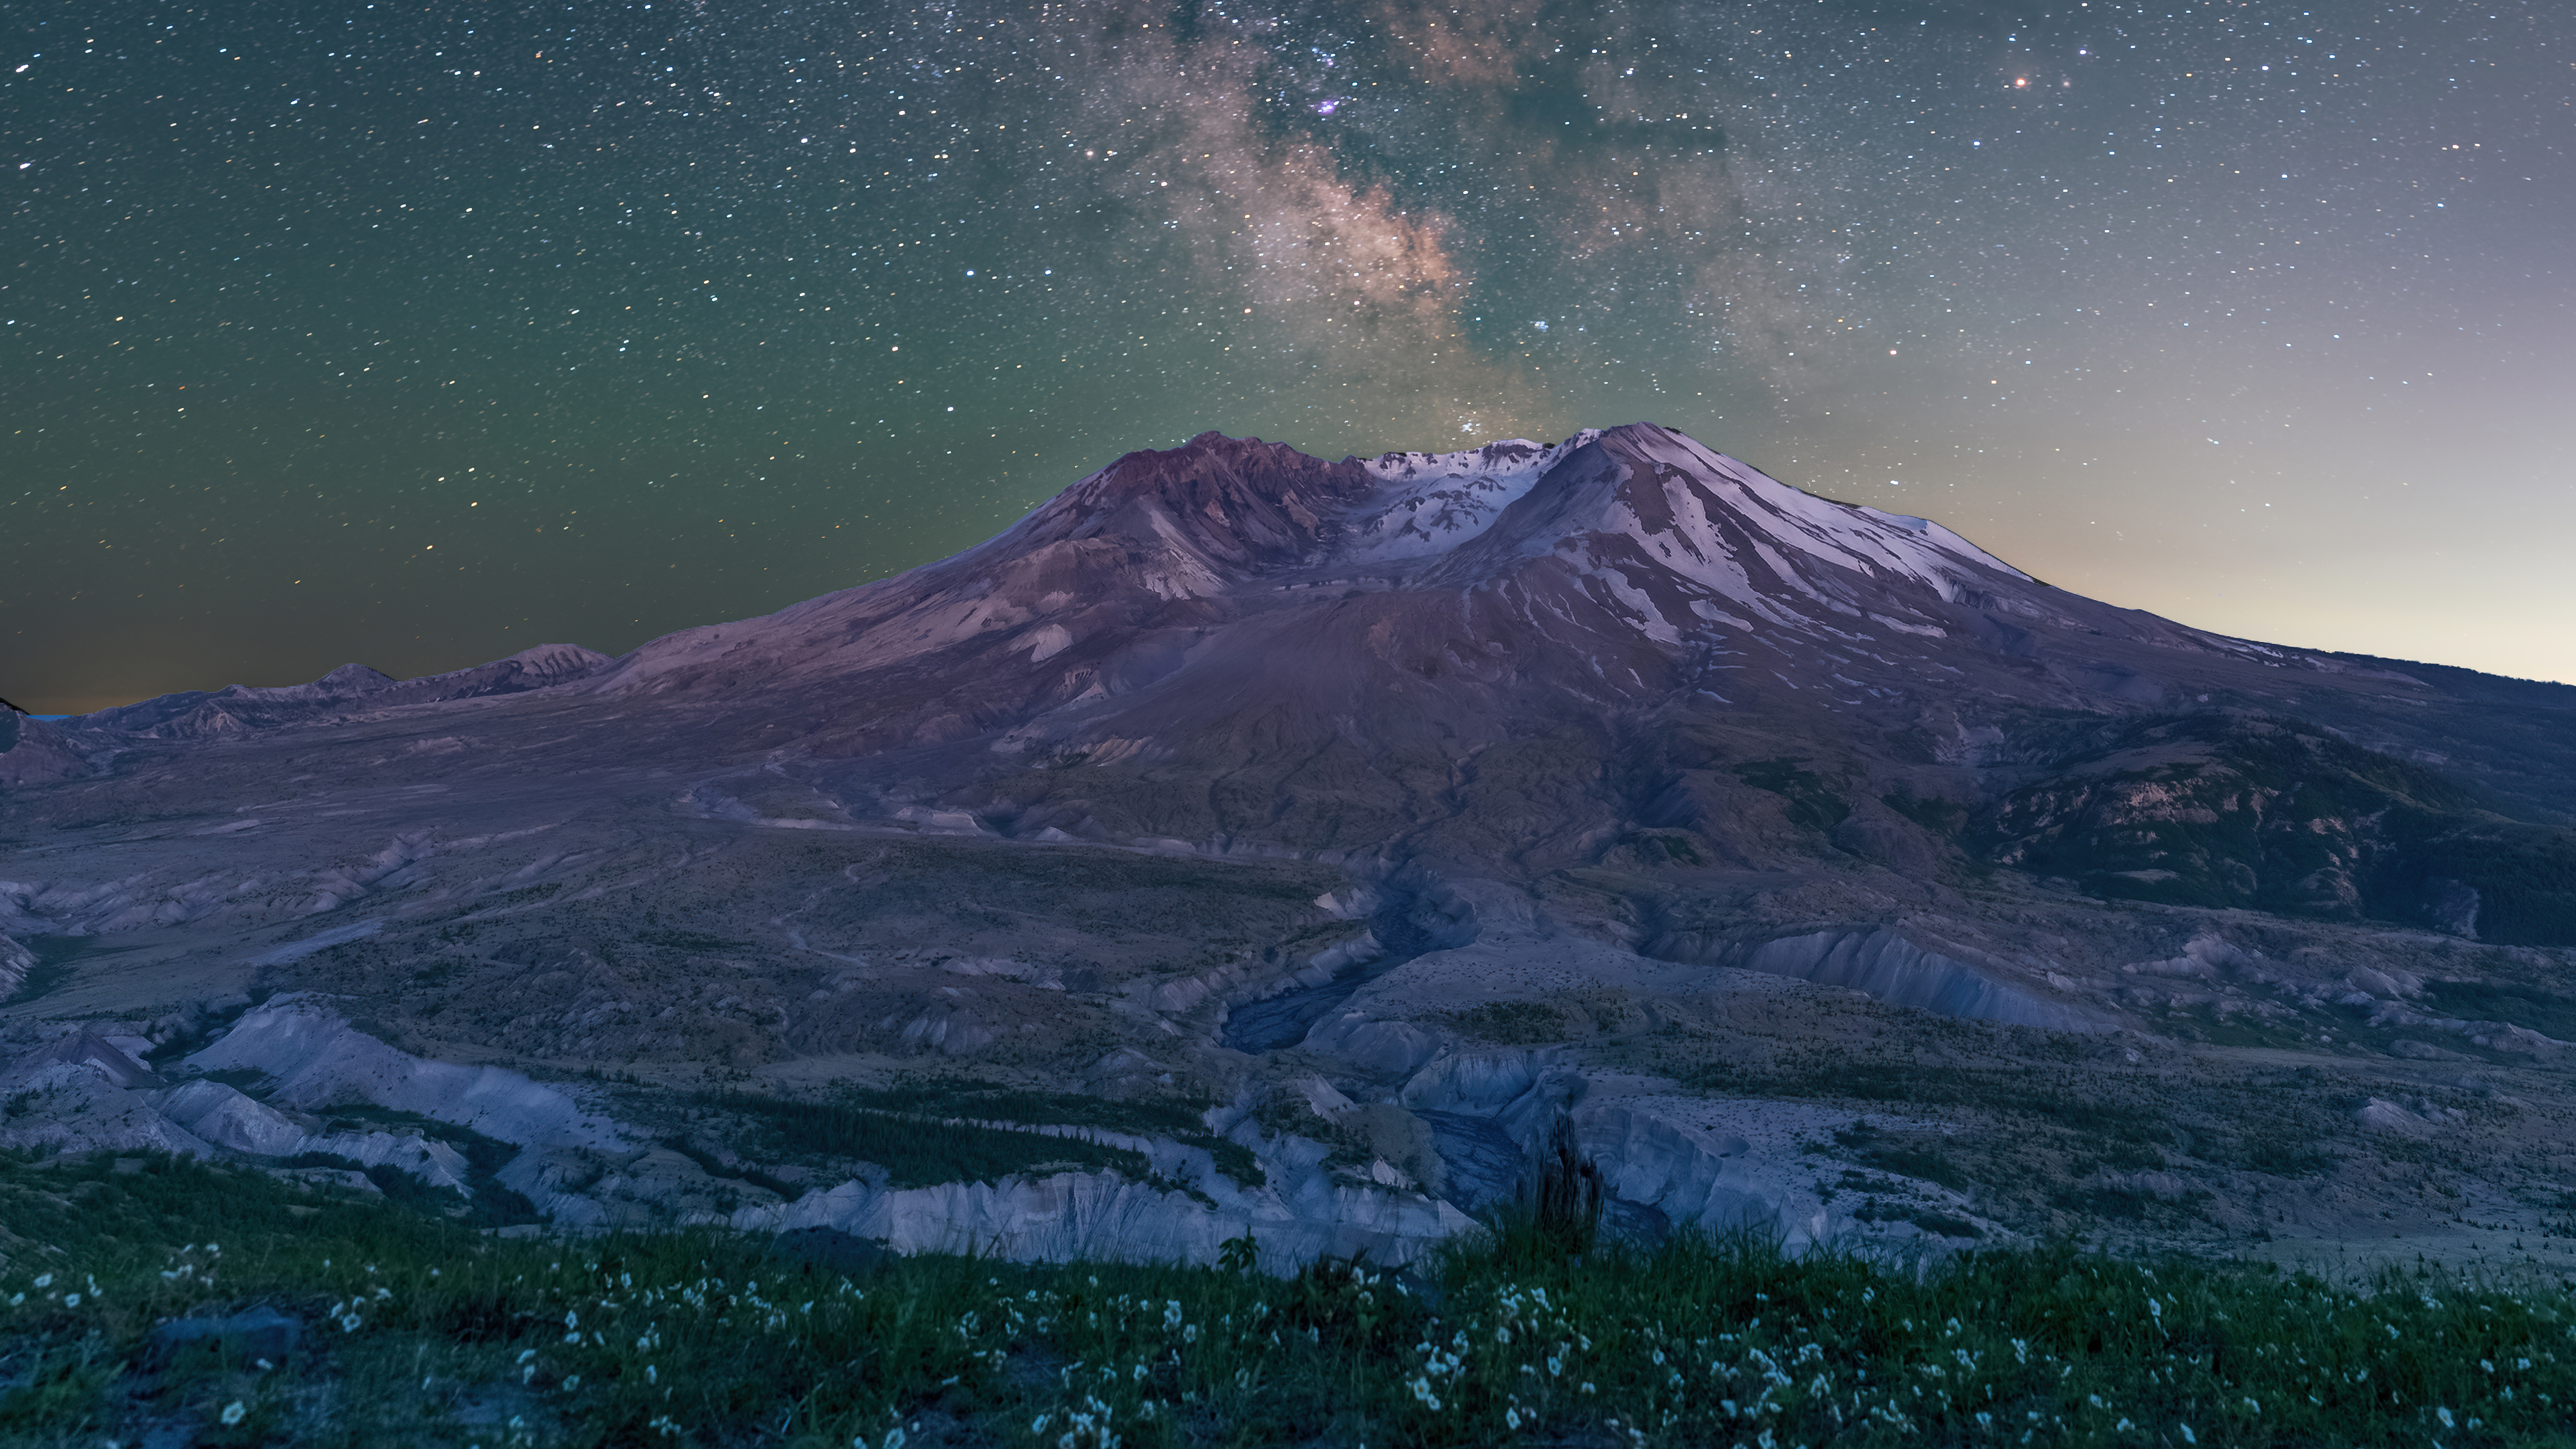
(6, 1), (2568, 713)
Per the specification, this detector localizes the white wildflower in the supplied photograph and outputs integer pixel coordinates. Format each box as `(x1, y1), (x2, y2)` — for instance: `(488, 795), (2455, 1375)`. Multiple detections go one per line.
(341, 1313), (363, 1333)
(220, 1400), (248, 1425)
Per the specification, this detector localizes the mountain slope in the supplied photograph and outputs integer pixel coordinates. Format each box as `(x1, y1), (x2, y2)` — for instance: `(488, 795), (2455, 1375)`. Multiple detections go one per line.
(71, 645), (614, 741)
(524, 424), (2557, 932)
(46, 422), (2573, 936)
(9, 420), (2576, 1271)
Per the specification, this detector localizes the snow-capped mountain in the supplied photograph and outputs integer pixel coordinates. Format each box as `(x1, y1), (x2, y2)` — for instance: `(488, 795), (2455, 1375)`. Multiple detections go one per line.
(41, 422), (2574, 937)
(591, 423), (2284, 755)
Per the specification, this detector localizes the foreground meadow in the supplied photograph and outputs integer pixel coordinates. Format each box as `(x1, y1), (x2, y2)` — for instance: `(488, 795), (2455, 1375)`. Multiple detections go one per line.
(1, 1150), (2569, 1447)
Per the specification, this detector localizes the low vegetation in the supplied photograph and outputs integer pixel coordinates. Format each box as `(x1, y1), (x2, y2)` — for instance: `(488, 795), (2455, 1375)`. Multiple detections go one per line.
(684, 1089), (1157, 1191)
(5, 1148), (2573, 1446)
(682, 1080), (1264, 1194)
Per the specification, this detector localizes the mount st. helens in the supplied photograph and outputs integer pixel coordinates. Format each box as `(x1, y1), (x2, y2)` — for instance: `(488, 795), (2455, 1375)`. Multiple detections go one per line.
(4, 422), (2574, 1272)
(588, 421), (2571, 930)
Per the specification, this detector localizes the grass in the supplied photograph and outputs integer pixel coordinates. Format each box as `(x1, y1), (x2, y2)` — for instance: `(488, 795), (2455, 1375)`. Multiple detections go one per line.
(2421, 980), (2576, 1043)
(682, 1081), (1267, 1194)
(832, 1081), (1212, 1137)
(1734, 758), (1853, 833)
(0, 938), (97, 1009)
(5, 1148), (2575, 1446)
(683, 1090), (1161, 1191)
(1446, 1002), (1570, 1046)
(1694, 1059), (2178, 1150)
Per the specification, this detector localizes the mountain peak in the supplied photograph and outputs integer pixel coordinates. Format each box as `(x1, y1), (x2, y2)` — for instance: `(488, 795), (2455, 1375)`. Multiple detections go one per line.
(309, 663), (400, 693)
(604, 420), (2268, 743)
(995, 431), (1375, 579)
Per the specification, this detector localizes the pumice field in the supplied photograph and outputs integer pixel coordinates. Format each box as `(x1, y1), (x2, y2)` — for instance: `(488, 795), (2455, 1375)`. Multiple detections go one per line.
(7, 426), (2576, 1445)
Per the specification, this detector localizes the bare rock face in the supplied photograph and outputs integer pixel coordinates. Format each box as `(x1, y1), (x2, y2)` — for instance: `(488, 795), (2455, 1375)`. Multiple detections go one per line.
(66, 645), (613, 741)
(0, 714), (92, 785)
(184, 994), (630, 1159)
(1728, 930), (2110, 1033)
(0, 935), (33, 1001)
(5, 421), (2575, 1271)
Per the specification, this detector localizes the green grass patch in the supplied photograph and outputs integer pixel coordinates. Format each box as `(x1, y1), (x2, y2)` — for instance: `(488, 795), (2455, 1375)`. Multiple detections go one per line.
(633, 926), (742, 952)
(833, 1079), (1208, 1139)
(686, 1090), (1160, 1190)
(6, 1148), (2574, 1446)
(1700, 1060), (2171, 1142)
(1446, 1001), (1570, 1045)
(808, 1079), (1265, 1192)
(1, 936), (102, 1008)
(1882, 789), (1971, 836)
(1735, 758), (1852, 832)
(287, 1104), (541, 1229)
(2421, 980), (2576, 1043)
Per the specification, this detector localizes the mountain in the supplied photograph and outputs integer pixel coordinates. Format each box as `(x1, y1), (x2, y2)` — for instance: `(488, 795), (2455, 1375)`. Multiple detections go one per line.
(558, 422), (2570, 937)
(70, 644), (614, 740)
(6, 422), (2574, 1271)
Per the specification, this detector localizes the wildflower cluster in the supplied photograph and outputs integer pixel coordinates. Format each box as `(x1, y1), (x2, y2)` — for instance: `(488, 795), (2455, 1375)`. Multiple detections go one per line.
(472, 1256), (1015, 1444)
(1015, 1282), (1222, 1447)
(3, 1149), (2574, 1446)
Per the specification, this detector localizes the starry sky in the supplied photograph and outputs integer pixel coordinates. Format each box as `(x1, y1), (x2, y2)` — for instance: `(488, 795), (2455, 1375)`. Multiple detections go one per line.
(5, 0), (2569, 713)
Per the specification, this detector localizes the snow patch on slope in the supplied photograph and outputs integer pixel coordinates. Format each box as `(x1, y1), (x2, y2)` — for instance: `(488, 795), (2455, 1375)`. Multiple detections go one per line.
(1335, 433), (1601, 564)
